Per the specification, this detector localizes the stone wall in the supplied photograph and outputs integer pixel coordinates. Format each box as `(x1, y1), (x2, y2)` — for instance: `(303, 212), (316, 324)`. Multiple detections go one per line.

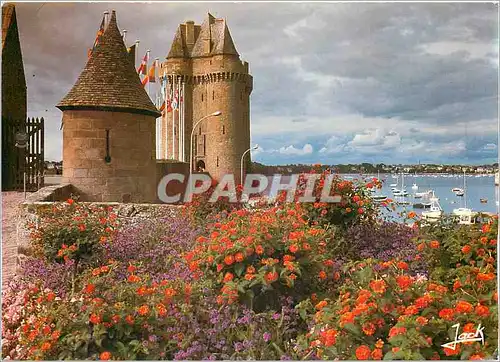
(61, 110), (157, 203)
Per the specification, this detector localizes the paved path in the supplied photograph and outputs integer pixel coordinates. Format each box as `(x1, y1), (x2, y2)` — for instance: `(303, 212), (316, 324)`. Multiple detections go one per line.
(2, 192), (25, 287)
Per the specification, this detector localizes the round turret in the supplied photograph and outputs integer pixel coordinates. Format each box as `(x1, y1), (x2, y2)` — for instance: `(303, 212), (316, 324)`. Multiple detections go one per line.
(57, 11), (160, 202)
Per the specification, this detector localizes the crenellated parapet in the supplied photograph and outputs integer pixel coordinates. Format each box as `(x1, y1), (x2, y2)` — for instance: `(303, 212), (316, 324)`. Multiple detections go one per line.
(159, 72), (252, 90)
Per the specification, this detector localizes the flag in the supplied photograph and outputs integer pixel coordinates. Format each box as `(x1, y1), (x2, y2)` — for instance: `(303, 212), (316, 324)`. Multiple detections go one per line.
(141, 76), (148, 87)
(167, 98), (172, 113)
(172, 89), (179, 110)
(147, 61), (156, 83)
(137, 52), (148, 75)
(88, 15), (105, 58)
(160, 101), (166, 113)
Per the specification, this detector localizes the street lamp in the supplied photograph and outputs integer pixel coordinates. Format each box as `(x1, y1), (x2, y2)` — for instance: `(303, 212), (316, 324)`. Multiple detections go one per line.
(190, 111), (222, 173)
(240, 144), (259, 185)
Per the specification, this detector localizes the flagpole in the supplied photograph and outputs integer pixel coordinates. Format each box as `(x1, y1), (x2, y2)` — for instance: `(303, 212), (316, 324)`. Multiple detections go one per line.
(134, 40), (139, 70)
(181, 80), (185, 162)
(122, 29), (127, 43)
(177, 76), (181, 161)
(165, 77), (169, 159)
(146, 50), (151, 98)
(171, 76), (174, 159)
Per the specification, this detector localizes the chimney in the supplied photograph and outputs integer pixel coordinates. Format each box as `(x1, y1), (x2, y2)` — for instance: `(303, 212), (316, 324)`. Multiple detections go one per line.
(185, 20), (195, 46)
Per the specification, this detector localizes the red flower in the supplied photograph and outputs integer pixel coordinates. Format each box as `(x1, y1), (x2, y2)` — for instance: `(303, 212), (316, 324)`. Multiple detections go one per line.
(224, 255), (234, 265)
(84, 284), (95, 294)
(289, 244), (299, 253)
(100, 351), (112, 360)
(265, 271), (278, 283)
(41, 342), (51, 351)
(255, 245), (264, 255)
(429, 240), (440, 249)
(438, 308), (454, 320)
(46, 292), (56, 301)
(318, 270), (327, 280)
(475, 304), (490, 317)
(67, 198), (74, 205)
(461, 245), (472, 253)
(357, 208), (364, 214)
(362, 322), (376, 336)
(416, 316), (428, 325)
(320, 329), (337, 347)
(235, 252), (244, 262)
(455, 300), (473, 314)
(396, 261), (409, 270)
(125, 315), (134, 325)
(355, 345), (371, 360)
(389, 326), (406, 338)
(369, 279), (387, 294)
(371, 348), (383, 360)
(127, 265), (137, 273)
(223, 272), (234, 283)
(89, 313), (101, 324)
(137, 305), (150, 316)
(396, 275), (412, 290)
(443, 344), (460, 356)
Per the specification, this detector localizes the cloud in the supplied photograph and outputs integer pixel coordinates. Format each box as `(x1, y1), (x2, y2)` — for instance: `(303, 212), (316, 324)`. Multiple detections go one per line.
(13, 3), (498, 165)
(278, 144), (314, 156)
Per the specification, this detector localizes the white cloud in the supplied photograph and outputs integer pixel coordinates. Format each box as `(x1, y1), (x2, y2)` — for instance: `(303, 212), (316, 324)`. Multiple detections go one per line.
(278, 143), (314, 155)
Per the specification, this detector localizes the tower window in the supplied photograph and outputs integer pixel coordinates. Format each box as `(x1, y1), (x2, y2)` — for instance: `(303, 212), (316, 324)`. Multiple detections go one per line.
(203, 135), (206, 155)
(216, 156), (219, 167)
(212, 90), (215, 100)
(199, 127), (202, 135)
(240, 91), (243, 100)
(201, 93), (204, 102)
(222, 125), (225, 135)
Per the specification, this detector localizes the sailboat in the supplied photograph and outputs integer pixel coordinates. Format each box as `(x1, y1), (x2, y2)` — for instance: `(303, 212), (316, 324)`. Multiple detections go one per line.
(453, 171), (466, 196)
(389, 174), (398, 188)
(421, 191), (443, 222)
(371, 171), (387, 202)
(393, 173), (408, 196)
(452, 172), (477, 225)
(411, 171), (418, 191)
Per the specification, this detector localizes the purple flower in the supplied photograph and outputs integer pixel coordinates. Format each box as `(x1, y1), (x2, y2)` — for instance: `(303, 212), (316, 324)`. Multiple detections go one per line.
(272, 313), (281, 320)
(263, 332), (271, 342)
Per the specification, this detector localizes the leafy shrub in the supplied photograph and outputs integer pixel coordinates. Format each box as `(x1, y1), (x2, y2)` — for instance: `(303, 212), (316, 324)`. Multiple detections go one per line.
(292, 166), (381, 229)
(187, 204), (342, 312)
(295, 218), (498, 360)
(28, 199), (118, 268)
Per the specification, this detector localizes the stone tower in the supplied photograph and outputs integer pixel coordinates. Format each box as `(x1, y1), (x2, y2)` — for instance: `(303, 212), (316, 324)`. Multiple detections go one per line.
(57, 11), (160, 203)
(160, 13), (252, 185)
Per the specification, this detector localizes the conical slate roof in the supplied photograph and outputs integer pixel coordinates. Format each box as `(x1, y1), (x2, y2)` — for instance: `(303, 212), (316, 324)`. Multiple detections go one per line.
(57, 11), (160, 118)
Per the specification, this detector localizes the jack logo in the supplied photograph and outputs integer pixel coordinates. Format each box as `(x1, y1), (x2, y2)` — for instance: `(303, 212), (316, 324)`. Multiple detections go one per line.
(441, 323), (485, 351)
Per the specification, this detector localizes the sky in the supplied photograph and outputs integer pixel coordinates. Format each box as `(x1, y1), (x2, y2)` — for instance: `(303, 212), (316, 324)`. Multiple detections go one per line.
(13, 2), (499, 165)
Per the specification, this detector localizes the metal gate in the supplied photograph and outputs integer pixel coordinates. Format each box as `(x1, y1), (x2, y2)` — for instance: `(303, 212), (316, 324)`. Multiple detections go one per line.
(2, 117), (44, 191)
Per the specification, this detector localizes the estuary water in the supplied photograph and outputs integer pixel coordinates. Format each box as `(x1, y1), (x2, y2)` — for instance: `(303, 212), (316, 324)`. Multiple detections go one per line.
(357, 173), (499, 217)
(264, 174), (499, 217)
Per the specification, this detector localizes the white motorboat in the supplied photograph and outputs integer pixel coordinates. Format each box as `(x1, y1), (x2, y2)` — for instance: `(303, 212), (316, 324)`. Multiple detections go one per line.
(452, 207), (478, 225)
(421, 192), (443, 222)
(390, 183), (398, 187)
(453, 171), (466, 196)
(393, 190), (409, 196)
(452, 187), (463, 192)
(372, 194), (388, 202)
(415, 190), (432, 199)
(411, 183), (418, 191)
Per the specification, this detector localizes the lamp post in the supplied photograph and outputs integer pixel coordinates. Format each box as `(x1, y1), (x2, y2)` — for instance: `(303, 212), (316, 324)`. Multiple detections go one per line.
(240, 144), (259, 185)
(190, 111), (222, 174)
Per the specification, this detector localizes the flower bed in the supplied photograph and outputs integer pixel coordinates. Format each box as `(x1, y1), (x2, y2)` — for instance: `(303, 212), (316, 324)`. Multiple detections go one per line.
(2, 170), (498, 360)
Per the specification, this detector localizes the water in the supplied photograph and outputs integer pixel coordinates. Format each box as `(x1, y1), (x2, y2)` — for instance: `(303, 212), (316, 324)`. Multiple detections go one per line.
(264, 173), (499, 218)
(365, 173), (499, 218)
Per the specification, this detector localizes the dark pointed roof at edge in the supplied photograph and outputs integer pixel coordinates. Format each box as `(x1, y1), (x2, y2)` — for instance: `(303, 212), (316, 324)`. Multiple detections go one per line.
(57, 11), (160, 118)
